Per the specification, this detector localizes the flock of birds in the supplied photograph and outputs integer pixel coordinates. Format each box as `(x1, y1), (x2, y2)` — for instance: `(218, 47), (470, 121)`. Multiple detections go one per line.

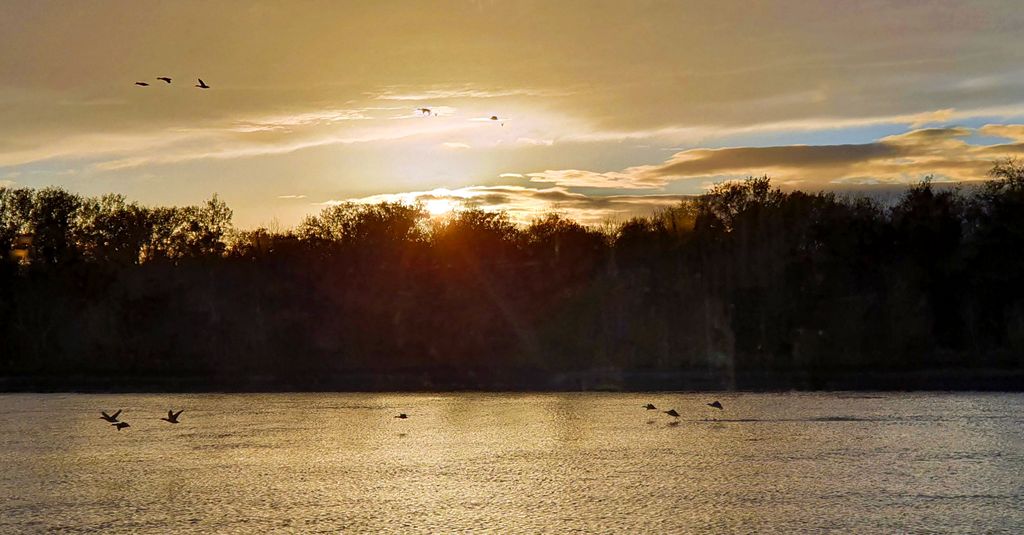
(645, 400), (723, 419)
(99, 409), (183, 431)
(100, 400), (722, 430)
(392, 400), (724, 422)
(134, 77), (210, 89)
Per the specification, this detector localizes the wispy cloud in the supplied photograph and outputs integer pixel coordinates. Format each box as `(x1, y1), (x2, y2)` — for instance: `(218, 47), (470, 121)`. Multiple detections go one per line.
(371, 86), (574, 101)
(527, 169), (664, 189)
(277, 194), (307, 199)
(89, 110), (483, 170)
(441, 142), (471, 149)
(516, 137), (554, 146)
(560, 105), (1024, 145)
(231, 109), (370, 132)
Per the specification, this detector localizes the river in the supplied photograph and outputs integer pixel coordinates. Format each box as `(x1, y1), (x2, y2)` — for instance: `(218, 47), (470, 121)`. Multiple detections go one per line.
(1, 392), (1021, 533)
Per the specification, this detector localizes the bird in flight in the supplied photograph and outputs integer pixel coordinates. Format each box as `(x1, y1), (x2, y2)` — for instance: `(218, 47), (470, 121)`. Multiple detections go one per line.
(99, 410), (122, 423)
(643, 403), (658, 410)
(663, 409), (680, 418)
(394, 413), (408, 419)
(161, 409), (184, 423)
(707, 401), (723, 410)
(156, 77), (172, 84)
(418, 107), (431, 115)
(112, 422), (130, 431)
(134, 81), (149, 86)
(489, 115), (505, 127)
(195, 78), (210, 89)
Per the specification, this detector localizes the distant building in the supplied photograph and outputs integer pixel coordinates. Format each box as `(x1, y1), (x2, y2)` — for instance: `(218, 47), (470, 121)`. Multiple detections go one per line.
(9, 233), (31, 264)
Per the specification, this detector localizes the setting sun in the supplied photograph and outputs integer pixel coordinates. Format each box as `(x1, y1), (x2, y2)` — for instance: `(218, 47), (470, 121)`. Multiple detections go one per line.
(423, 198), (457, 216)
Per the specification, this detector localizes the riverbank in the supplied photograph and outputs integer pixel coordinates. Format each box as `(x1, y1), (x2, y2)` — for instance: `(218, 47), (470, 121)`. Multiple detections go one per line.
(3, 368), (1022, 392)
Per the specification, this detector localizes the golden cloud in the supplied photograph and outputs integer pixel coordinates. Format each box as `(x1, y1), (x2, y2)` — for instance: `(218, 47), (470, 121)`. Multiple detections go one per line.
(526, 125), (1024, 189)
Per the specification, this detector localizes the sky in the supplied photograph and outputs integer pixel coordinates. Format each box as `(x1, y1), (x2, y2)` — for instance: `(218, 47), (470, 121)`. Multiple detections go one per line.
(3, 0), (1024, 227)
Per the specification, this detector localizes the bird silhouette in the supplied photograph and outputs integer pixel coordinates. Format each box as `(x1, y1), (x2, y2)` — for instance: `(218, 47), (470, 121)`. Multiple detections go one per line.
(643, 403), (658, 410)
(100, 410), (122, 423)
(395, 413), (408, 419)
(663, 409), (680, 418)
(134, 82), (149, 86)
(489, 115), (504, 126)
(195, 78), (210, 89)
(112, 422), (130, 431)
(707, 401), (723, 410)
(156, 77), (172, 84)
(161, 409), (183, 423)
(418, 107), (431, 115)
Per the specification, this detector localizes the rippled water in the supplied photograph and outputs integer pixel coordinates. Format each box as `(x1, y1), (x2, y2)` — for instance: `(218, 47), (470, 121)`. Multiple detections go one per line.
(1, 393), (1022, 533)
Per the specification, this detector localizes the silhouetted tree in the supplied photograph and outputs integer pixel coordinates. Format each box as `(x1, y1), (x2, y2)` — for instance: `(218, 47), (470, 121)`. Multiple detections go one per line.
(3, 166), (1024, 390)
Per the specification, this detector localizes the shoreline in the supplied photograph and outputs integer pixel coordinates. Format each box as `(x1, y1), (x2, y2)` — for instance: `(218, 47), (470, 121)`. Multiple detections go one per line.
(3, 368), (1022, 393)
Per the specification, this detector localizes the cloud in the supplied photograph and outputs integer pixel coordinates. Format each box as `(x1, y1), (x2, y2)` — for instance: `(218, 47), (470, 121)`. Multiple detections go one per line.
(87, 107), (486, 170)
(978, 124), (1024, 141)
(277, 194), (307, 199)
(324, 185), (691, 226)
(442, 142), (471, 149)
(372, 86), (574, 101)
(231, 109), (370, 132)
(516, 137), (554, 146)
(2, 171), (21, 187)
(526, 125), (1024, 189)
(527, 168), (665, 189)
(559, 105), (1024, 146)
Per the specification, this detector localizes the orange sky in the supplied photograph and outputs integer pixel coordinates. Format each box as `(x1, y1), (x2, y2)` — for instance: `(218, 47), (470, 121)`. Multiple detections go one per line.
(3, 1), (1024, 227)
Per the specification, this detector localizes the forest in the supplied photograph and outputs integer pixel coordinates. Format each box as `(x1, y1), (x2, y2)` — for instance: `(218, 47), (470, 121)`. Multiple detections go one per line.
(3, 161), (1024, 391)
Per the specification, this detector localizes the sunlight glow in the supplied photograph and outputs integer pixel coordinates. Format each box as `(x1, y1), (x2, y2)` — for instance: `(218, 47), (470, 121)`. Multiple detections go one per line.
(424, 198), (458, 216)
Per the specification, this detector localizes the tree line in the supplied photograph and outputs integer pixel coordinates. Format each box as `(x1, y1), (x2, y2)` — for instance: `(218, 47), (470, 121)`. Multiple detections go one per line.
(2, 161), (1024, 389)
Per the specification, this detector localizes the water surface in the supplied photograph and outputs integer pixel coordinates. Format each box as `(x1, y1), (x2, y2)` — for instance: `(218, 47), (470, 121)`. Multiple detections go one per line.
(1, 393), (1022, 533)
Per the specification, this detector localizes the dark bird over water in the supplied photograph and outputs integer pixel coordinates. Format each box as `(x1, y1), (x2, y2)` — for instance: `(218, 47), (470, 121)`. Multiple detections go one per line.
(135, 81), (149, 86)
(644, 403), (658, 410)
(161, 409), (183, 423)
(100, 410), (122, 423)
(195, 78), (210, 89)
(663, 409), (680, 418)
(157, 77), (172, 84)
(112, 422), (130, 431)
(395, 413), (408, 419)
(707, 401), (723, 410)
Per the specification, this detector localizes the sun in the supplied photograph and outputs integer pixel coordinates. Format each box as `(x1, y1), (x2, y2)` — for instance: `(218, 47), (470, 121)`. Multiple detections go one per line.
(423, 198), (457, 216)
